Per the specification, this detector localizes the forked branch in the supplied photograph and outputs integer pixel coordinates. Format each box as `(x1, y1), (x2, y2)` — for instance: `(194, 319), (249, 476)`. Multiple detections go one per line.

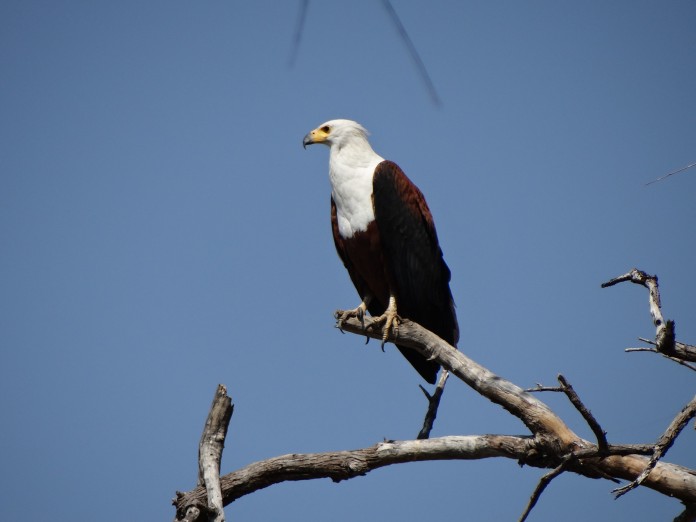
(613, 394), (696, 499)
(602, 268), (696, 363)
(173, 307), (696, 520)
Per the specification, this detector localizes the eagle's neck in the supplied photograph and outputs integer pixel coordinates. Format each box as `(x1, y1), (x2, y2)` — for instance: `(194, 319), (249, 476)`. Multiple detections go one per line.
(329, 139), (384, 238)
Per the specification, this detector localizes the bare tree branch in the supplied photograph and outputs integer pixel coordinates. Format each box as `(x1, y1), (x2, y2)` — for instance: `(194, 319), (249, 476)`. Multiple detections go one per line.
(602, 268), (696, 363)
(173, 428), (696, 516)
(175, 385), (234, 522)
(338, 315), (578, 445)
(417, 369), (449, 440)
(526, 377), (608, 450)
(556, 375), (608, 451)
(175, 435), (536, 512)
(174, 270), (696, 518)
(198, 385), (233, 522)
(179, 506), (202, 522)
(519, 460), (570, 522)
(627, 344), (696, 371)
(526, 384), (564, 393)
(613, 394), (696, 499)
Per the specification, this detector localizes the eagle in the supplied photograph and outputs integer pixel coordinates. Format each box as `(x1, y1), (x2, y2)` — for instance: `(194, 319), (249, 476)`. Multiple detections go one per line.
(303, 119), (458, 384)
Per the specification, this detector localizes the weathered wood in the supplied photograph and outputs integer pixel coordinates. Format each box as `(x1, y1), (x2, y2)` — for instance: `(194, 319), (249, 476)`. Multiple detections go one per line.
(613, 394), (696, 498)
(176, 435), (535, 509)
(173, 268), (696, 519)
(417, 369), (449, 440)
(173, 432), (696, 514)
(338, 315), (578, 447)
(602, 268), (696, 363)
(199, 385), (233, 522)
(334, 316), (696, 504)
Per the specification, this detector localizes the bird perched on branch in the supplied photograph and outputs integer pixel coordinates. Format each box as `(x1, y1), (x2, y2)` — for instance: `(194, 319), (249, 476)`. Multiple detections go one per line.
(303, 119), (458, 384)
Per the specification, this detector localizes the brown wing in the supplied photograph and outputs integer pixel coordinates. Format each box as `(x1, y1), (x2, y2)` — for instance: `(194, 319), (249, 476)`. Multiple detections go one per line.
(372, 160), (459, 349)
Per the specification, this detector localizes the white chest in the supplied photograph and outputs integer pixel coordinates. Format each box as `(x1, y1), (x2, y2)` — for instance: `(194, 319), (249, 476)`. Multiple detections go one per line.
(330, 156), (383, 238)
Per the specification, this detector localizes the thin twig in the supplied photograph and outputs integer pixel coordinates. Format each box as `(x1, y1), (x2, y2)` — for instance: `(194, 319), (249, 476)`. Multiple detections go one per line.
(626, 347), (696, 372)
(526, 378), (608, 450)
(417, 370), (449, 439)
(519, 460), (570, 522)
(557, 375), (608, 451)
(613, 395), (696, 499)
(525, 384), (564, 393)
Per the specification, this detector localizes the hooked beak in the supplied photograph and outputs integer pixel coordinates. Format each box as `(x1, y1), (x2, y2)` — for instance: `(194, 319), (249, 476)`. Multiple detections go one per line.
(302, 133), (314, 149)
(302, 126), (330, 149)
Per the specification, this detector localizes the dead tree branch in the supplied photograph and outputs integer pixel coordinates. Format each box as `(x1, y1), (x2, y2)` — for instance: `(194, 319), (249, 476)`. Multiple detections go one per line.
(613, 394), (696, 499)
(175, 435), (536, 512)
(628, 340), (696, 370)
(602, 268), (696, 363)
(173, 308), (696, 519)
(331, 316), (696, 503)
(556, 375), (608, 451)
(526, 376), (608, 450)
(417, 369), (449, 440)
(175, 385), (233, 522)
(338, 315), (578, 446)
(519, 460), (570, 522)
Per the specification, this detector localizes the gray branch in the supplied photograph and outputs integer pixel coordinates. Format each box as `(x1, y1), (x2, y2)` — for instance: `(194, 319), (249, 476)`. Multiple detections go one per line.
(602, 268), (696, 363)
(173, 306), (696, 519)
(179, 384), (233, 522)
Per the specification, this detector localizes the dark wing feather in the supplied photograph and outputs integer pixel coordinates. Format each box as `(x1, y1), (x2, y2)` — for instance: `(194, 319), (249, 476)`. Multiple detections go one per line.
(372, 160), (459, 350)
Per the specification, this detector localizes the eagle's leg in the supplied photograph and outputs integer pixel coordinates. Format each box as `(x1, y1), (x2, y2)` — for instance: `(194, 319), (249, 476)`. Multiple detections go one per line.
(367, 295), (400, 349)
(336, 296), (372, 332)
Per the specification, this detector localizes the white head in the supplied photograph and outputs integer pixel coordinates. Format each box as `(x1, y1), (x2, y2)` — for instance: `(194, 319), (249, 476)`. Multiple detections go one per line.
(303, 119), (384, 237)
(302, 119), (372, 151)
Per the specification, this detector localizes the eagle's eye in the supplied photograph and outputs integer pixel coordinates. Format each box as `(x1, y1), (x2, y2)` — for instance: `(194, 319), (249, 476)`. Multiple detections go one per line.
(321, 125), (330, 133)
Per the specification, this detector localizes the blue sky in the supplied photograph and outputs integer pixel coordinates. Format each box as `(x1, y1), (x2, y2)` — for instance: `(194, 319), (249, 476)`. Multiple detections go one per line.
(1, 1), (694, 520)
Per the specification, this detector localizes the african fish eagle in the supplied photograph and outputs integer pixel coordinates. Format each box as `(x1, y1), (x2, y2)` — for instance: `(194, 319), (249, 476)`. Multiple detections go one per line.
(303, 119), (458, 384)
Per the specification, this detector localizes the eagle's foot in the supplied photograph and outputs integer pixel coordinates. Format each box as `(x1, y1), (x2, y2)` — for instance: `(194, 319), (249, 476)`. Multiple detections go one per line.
(335, 302), (368, 332)
(367, 307), (400, 350)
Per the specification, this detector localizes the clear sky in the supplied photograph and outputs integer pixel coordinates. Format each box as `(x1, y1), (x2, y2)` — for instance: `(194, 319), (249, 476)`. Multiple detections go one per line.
(1, 2), (694, 520)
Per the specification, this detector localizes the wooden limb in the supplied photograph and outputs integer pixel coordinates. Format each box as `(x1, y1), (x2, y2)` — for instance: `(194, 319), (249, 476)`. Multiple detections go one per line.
(198, 385), (234, 522)
(602, 268), (696, 363)
(175, 435), (535, 510)
(179, 506), (202, 522)
(417, 369), (449, 440)
(518, 460), (570, 522)
(175, 385), (234, 522)
(526, 377), (608, 450)
(613, 394), (696, 499)
(526, 384), (564, 393)
(337, 315), (578, 446)
(526, 374), (609, 452)
(556, 375), (608, 451)
(174, 308), (696, 517)
(335, 316), (696, 504)
(174, 429), (696, 517)
(630, 338), (696, 367)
